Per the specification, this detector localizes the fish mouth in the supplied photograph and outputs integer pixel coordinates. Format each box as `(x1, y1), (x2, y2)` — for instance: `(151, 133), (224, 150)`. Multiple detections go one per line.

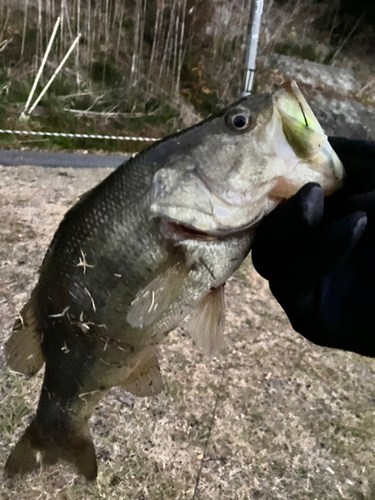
(273, 80), (344, 183)
(159, 217), (255, 242)
(160, 217), (218, 241)
(273, 80), (326, 159)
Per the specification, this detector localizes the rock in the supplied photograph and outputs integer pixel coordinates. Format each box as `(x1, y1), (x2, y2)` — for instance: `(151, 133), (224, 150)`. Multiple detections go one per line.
(310, 94), (375, 140)
(260, 54), (375, 140)
(264, 53), (359, 95)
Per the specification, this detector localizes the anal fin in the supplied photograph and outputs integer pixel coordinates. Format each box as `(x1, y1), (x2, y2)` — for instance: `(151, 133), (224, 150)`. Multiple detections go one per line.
(120, 349), (163, 397)
(5, 297), (44, 377)
(185, 284), (225, 356)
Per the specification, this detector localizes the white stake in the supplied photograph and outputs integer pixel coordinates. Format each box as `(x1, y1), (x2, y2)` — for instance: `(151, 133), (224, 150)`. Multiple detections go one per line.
(28, 33), (82, 116)
(21, 15), (61, 120)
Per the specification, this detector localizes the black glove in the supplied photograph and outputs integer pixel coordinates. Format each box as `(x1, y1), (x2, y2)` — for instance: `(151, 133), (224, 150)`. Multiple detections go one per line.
(252, 137), (375, 357)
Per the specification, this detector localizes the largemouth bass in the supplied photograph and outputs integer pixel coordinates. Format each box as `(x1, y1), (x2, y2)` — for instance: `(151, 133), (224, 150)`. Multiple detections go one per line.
(4, 81), (344, 480)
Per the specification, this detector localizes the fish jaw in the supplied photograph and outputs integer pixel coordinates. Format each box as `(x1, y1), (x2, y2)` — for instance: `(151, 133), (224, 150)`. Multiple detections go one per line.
(271, 80), (344, 197)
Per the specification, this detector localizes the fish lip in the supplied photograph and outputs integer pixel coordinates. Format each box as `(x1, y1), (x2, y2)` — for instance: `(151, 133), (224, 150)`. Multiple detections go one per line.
(273, 80), (345, 188)
(322, 139), (346, 182)
(160, 217), (218, 241)
(272, 80), (326, 153)
(160, 216), (258, 241)
(273, 80), (310, 117)
(205, 216), (263, 236)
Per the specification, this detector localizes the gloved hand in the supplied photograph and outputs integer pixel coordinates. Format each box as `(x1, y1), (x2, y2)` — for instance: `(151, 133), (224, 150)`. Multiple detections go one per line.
(252, 137), (375, 357)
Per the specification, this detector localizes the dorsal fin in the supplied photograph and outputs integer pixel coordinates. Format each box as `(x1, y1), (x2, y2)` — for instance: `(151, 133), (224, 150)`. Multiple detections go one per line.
(5, 297), (45, 377)
(120, 350), (163, 397)
(185, 284), (225, 356)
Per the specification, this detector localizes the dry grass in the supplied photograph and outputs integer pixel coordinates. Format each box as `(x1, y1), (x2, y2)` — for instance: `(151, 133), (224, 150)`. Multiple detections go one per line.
(1, 164), (375, 499)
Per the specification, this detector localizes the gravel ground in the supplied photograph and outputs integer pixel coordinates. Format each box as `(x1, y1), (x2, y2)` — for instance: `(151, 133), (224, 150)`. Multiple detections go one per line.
(1, 164), (375, 500)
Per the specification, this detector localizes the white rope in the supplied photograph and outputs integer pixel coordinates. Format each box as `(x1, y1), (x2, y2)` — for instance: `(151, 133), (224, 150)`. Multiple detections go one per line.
(0, 129), (159, 142)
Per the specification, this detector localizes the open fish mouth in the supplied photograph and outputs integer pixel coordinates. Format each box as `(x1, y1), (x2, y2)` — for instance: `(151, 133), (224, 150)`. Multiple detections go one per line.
(273, 80), (344, 184)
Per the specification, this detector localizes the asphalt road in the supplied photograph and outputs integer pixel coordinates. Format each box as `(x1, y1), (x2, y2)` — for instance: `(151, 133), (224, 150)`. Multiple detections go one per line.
(0, 149), (130, 169)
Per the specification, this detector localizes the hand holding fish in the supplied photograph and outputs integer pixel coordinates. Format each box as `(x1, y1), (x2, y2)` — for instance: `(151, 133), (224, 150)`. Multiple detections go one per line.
(252, 137), (375, 357)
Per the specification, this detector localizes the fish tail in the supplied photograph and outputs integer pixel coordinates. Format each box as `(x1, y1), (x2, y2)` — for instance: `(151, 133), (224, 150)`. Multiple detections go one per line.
(5, 296), (44, 377)
(4, 417), (98, 480)
(4, 421), (39, 477)
(5, 318), (103, 480)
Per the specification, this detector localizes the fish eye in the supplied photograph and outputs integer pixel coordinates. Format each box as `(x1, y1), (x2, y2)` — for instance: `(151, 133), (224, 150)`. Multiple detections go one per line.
(233, 115), (247, 128)
(225, 109), (256, 133)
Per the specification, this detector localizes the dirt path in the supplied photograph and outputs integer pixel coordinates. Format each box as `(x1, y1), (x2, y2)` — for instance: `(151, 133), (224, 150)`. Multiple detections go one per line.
(1, 165), (375, 500)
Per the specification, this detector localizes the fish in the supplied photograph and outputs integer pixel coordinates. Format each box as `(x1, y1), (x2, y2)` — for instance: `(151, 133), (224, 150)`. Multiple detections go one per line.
(4, 80), (344, 480)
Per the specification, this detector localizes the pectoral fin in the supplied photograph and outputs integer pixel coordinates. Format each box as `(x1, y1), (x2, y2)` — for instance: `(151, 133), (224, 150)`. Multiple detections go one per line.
(5, 297), (45, 377)
(120, 350), (163, 397)
(126, 262), (189, 329)
(185, 284), (225, 356)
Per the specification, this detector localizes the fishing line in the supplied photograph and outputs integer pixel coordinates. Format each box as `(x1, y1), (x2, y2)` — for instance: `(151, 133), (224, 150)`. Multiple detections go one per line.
(191, 364), (226, 500)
